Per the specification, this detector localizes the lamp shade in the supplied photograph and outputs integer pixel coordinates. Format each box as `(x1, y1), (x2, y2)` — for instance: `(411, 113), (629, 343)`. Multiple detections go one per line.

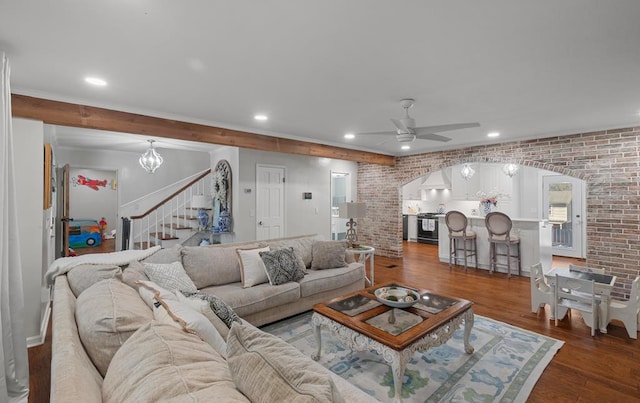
(191, 195), (212, 209)
(338, 202), (367, 219)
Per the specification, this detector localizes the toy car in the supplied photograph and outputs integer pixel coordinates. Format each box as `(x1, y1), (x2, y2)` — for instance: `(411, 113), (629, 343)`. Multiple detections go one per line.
(68, 219), (103, 248)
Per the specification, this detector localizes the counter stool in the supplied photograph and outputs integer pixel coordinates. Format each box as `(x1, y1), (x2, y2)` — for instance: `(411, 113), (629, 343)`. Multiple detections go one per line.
(485, 212), (521, 278)
(445, 211), (477, 270)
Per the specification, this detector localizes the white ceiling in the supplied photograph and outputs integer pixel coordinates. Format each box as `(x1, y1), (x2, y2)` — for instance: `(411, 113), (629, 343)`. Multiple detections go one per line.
(2, 1), (640, 156)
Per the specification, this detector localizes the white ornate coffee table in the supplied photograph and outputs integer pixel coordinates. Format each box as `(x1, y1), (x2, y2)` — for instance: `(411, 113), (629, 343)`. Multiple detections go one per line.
(311, 282), (474, 403)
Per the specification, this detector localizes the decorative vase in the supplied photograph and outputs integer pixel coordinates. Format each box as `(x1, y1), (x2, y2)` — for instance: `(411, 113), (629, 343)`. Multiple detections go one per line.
(481, 202), (493, 216)
(217, 210), (232, 233)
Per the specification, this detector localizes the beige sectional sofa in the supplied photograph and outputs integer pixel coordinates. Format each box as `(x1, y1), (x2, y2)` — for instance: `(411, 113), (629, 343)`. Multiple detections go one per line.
(50, 234), (374, 402)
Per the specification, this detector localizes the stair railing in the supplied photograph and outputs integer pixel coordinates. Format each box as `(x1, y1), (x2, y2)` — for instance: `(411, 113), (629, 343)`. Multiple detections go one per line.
(127, 169), (211, 249)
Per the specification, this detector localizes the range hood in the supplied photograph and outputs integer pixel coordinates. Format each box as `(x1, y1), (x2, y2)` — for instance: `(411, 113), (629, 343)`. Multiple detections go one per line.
(421, 170), (450, 189)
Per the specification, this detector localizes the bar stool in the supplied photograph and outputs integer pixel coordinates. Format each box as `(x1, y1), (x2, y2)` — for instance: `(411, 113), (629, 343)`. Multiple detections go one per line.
(485, 212), (521, 278)
(445, 211), (477, 270)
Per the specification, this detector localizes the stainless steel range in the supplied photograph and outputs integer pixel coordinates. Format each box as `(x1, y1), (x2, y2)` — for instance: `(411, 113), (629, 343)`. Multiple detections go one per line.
(417, 213), (439, 244)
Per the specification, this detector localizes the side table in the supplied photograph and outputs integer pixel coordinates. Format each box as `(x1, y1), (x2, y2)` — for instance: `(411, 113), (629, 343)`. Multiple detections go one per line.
(346, 245), (375, 286)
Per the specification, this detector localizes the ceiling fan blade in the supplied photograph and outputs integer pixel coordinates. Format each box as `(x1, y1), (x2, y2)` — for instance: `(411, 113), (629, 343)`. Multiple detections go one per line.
(390, 118), (410, 132)
(415, 133), (452, 142)
(414, 122), (480, 134)
(355, 130), (397, 136)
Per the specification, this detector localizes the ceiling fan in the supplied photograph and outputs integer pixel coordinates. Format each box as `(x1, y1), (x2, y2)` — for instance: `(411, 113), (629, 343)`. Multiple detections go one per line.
(358, 99), (480, 143)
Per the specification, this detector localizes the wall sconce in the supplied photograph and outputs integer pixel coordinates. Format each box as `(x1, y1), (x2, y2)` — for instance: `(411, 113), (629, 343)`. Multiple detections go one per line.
(139, 140), (164, 173)
(460, 164), (475, 180)
(502, 163), (519, 178)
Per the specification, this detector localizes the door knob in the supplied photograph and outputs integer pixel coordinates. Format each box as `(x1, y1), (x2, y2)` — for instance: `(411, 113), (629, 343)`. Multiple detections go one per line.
(258, 221), (263, 225)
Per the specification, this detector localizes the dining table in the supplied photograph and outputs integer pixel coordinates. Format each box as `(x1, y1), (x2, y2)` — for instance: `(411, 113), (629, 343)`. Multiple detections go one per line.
(545, 267), (617, 333)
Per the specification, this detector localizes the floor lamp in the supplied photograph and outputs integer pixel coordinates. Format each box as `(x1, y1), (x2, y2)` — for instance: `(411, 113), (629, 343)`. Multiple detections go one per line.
(338, 202), (367, 247)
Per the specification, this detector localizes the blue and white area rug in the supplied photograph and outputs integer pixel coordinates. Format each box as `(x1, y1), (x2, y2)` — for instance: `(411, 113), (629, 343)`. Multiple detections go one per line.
(262, 312), (563, 402)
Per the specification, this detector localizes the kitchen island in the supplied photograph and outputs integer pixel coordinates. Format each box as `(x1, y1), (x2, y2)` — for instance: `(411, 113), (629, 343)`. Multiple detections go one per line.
(437, 215), (552, 276)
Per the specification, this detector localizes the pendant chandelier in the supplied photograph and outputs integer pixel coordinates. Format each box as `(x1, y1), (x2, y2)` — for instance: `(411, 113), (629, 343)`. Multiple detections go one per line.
(502, 163), (519, 178)
(460, 164), (475, 180)
(139, 140), (163, 173)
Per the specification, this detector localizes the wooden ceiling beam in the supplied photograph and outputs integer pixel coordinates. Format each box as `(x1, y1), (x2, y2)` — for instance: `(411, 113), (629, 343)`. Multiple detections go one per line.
(11, 94), (396, 166)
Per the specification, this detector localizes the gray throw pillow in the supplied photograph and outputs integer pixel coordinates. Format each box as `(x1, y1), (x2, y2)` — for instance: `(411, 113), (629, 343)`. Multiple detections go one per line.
(181, 291), (241, 329)
(259, 247), (305, 285)
(311, 240), (347, 270)
(143, 261), (197, 293)
(66, 264), (122, 297)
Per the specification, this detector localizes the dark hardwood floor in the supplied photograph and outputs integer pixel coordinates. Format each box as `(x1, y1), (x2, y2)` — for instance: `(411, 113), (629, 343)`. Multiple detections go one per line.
(28, 241), (640, 402)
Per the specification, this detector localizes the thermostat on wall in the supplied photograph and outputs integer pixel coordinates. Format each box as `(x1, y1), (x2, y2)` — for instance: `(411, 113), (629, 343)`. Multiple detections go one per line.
(303, 192), (312, 200)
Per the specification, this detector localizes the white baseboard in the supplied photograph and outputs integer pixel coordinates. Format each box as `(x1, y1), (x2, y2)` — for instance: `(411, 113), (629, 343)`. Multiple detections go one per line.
(26, 301), (51, 348)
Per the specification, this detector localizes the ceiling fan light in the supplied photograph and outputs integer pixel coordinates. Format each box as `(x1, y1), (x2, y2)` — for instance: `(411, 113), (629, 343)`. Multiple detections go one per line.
(139, 140), (164, 173)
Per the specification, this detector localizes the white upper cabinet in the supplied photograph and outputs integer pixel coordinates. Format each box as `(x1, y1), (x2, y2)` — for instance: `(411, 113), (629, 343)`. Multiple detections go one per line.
(402, 176), (424, 200)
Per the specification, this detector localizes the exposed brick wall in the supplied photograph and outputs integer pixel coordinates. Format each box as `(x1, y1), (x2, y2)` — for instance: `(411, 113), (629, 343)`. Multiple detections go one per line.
(358, 126), (640, 298)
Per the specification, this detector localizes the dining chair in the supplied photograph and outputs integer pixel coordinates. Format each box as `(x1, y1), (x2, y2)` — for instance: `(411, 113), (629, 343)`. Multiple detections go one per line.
(445, 211), (477, 270)
(568, 264), (605, 274)
(607, 276), (640, 339)
(554, 274), (598, 336)
(485, 212), (521, 277)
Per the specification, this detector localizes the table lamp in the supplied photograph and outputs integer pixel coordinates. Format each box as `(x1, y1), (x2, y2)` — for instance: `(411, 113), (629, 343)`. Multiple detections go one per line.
(338, 202), (367, 247)
(191, 195), (212, 231)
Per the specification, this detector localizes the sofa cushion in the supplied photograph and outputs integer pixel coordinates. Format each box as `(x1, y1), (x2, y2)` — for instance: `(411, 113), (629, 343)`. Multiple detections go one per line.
(180, 291), (242, 330)
(181, 243), (261, 288)
(199, 282), (300, 318)
(311, 240), (347, 270)
(143, 261), (197, 293)
(66, 264), (121, 297)
(298, 263), (365, 298)
(227, 322), (345, 403)
(237, 246), (271, 288)
(103, 321), (249, 403)
(122, 260), (149, 289)
(140, 244), (182, 264)
(75, 276), (153, 377)
(267, 234), (322, 269)
(260, 247), (305, 285)
(153, 297), (228, 358)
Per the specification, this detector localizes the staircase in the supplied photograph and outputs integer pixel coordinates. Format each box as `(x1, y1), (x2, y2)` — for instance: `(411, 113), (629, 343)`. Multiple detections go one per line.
(124, 169), (212, 250)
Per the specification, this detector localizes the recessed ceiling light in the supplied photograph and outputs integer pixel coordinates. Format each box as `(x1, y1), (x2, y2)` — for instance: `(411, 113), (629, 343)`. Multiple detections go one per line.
(344, 133), (355, 140)
(401, 145), (411, 150)
(85, 77), (107, 86)
(254, 114), (268, 121)
(487, 132), (500, 138)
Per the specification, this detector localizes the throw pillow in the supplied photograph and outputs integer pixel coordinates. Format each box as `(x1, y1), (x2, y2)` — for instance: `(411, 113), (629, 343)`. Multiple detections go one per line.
(103, 322), (248, 402)
(311, 240), (347, 270)
(75, 277), (153, 377)
(122, 260), (149, 289)
(66, 264), (122, 297)
(136, 280), (178, 309)
(226, 322), (345, 403)
(236, 246), (270, 288)
(140, 244), (182, 264)
(143, 261), (197, 293)
(181, 291), (241, 329)
(175, 291), (232, 340)
(153, 297), (227, 358)
(259, 247), (305, 285)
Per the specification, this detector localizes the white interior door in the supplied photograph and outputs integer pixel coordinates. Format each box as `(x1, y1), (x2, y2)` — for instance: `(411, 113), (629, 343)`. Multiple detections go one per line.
(542, 175), (585, 258)
(256, 165), (285, 240)
(330, 172), (351, 240)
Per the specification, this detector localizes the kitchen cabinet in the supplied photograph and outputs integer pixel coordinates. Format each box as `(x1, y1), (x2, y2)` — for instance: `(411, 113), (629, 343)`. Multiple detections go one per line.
(407, 215), (418, 242)
(402, 177), (423, 200)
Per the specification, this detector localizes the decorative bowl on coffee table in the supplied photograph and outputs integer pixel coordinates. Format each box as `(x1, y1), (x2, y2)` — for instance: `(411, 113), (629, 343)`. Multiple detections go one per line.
(374, 286), (420, 308)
